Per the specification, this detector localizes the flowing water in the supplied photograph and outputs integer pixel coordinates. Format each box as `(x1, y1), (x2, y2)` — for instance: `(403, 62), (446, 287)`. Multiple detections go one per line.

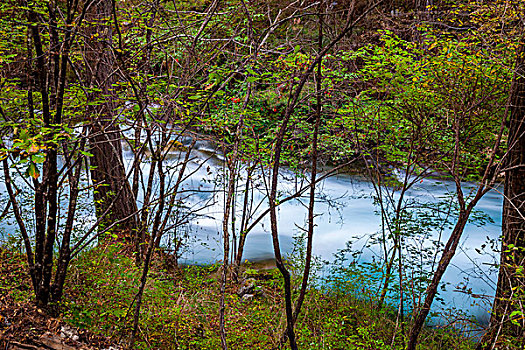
(141, 139), (502, 326)
(0, 137), (503, 327)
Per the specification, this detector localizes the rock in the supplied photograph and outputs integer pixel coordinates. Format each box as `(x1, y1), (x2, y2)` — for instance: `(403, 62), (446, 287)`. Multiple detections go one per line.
(39, 333), (77, 350)
(60, 325), (79, 341)
(237, 280), (256, 297)
(241, 294), (254, 302)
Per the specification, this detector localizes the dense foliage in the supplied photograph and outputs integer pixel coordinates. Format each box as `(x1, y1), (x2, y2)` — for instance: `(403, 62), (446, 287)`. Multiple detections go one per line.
(0, 0), (523, 349)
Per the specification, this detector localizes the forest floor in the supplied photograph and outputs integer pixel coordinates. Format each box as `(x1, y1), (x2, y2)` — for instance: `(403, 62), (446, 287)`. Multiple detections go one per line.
(0, 248), (118, 349)
(0, 242), (478, 349)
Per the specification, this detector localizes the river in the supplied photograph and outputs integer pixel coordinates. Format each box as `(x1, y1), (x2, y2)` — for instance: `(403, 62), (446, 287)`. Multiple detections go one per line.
(0, 136), (503, 329)
(143, 139), (502, 327)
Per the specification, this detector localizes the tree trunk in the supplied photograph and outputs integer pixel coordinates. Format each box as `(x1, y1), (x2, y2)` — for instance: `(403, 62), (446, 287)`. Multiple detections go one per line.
(85, 0), (139, 235)
(480, 43), (525, 349)
(406, 210), (471, 350)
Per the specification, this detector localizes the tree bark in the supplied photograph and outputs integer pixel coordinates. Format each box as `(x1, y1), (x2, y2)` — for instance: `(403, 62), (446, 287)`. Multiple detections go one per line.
(293, 0), (323, 323)
(85, 0), (139, 235)
(480, 42), (525, 349)
(406, 210), (471, 350)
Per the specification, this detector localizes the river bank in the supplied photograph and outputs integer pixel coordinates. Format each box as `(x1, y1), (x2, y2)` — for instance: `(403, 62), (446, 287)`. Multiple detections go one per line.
(0, 133), (503, 326)
(0, 244), (478, 349)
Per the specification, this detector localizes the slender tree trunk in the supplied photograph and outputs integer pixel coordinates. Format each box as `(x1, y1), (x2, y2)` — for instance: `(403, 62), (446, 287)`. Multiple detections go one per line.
(51, 147), (84, 302)
(27, 9), (51, 305)
(269, 4), (384, 348)
(18, 0), (89, 307)
(407, 102), (501, 348)
(219, 163), (235, 350)
(406, 211), (471, 350)
(219, 84), (248, 349)
(293, 0), (323, 323)
(129, 132), (191, 347)
(25, 4), (61, 306)
(406, 91), (508, 348)
(234, 163), (254, 269)
(130, 147), (165, 346)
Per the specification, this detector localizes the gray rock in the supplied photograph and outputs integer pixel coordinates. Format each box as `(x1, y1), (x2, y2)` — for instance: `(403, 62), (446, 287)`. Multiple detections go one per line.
(237, 280), (256, 297)
(60, 325), (79, 341)
(241, 294), (255, 301)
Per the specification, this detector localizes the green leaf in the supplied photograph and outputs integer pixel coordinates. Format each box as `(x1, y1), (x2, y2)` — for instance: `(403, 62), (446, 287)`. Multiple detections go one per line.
(509, 310), (523, 325)
(31, 154), (46, 163)
(19, 129), (29, 141)
(27, 162), (40, 179)
(80, 150), (94, 157)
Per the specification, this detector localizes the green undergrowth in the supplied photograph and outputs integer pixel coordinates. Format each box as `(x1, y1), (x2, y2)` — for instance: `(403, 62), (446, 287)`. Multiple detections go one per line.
(1, 243), (477, 349)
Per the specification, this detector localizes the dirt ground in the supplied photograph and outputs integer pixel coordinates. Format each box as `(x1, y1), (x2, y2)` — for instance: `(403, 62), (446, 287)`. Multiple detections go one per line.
(0, 248), (118, 350)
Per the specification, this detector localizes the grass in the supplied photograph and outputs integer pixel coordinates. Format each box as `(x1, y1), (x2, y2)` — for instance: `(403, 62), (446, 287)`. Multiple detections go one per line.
(0, 242), (479, 349)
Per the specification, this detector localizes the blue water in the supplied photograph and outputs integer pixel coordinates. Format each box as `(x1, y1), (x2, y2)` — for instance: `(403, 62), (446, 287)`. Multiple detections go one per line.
(0, 142), (503, 328)
(169, 154), (502, 327)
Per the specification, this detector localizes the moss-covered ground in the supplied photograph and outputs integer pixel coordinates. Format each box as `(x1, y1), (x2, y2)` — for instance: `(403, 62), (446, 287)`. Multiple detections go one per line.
(0, 244), (477, 349)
